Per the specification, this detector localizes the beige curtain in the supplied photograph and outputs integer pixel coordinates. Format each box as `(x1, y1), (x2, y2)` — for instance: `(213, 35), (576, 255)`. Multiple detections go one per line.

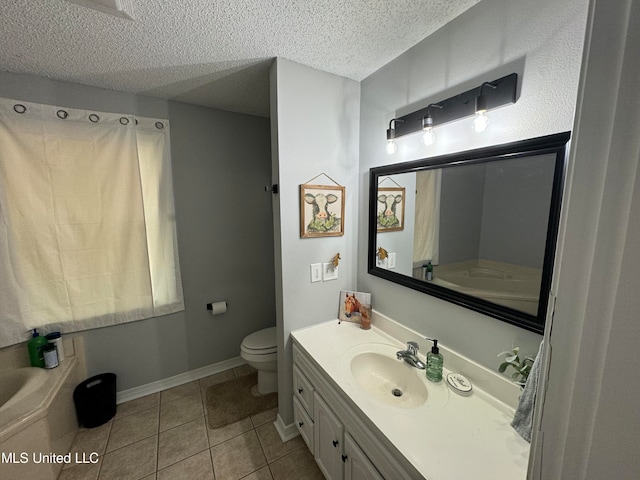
(0, 97), (183, 348)
(413, 169), (440, 265)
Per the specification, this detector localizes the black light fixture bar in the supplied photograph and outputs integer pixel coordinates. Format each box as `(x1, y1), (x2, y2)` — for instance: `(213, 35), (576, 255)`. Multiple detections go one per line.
(393, 73), (518, 138)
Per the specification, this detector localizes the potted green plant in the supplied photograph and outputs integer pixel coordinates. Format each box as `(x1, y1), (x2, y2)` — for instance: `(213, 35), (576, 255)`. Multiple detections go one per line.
(498, 347), (535, 387)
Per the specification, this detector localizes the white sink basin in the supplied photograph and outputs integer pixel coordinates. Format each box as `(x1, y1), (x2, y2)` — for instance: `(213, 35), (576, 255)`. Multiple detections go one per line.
(345, 344), (428, 409)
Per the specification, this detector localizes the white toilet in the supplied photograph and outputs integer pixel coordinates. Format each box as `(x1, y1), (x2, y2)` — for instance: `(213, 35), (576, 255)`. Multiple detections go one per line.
(240, 327), (278, 394)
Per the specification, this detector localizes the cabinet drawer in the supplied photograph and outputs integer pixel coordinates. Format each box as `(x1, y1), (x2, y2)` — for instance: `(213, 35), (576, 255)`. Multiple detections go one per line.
(293, 396), (314, 452)
(293, 365), (314, 415)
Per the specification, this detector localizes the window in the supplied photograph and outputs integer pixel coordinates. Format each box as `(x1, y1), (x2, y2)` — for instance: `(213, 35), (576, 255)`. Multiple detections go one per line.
(0, 98), (184, 348)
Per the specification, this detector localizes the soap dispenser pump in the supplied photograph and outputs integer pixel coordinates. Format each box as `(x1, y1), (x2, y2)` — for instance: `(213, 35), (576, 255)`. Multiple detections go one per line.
(425, 337), (443, 382)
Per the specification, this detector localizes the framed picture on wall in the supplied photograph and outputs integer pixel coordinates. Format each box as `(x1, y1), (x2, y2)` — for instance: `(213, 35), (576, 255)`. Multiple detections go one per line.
(300, 184), (345, 238)
(377, 186), (405, 232)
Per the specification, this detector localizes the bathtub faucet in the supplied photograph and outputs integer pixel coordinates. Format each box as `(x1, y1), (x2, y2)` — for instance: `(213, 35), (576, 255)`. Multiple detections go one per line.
(396, 341), (426, 369)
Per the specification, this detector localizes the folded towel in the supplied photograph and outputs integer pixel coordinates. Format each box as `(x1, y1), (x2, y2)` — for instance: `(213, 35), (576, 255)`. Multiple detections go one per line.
(511, 341), (544, 442)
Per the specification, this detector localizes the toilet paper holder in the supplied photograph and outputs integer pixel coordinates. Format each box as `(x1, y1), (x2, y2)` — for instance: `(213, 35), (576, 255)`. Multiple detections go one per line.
(206, 301), (228, 315)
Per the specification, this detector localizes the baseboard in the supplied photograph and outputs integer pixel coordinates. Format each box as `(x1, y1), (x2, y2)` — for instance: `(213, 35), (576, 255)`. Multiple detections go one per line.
(116, 356), (247, 404)
(274, 413), (300, 443)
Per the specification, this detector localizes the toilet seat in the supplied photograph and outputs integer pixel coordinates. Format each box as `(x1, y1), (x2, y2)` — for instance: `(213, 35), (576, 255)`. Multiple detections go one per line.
(241, 327), (277, 355)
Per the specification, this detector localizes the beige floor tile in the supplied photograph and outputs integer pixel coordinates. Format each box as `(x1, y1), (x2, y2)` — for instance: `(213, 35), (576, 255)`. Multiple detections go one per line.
(140, 475), (156, 480)
(243, 465), (273, 480)
(199, 369), (235, 392)
(250, 406), (278, 428)
(268, 448), (324, 480)
(232, 364), (256, 378)
(99, 435), (158, 480)
(210, 430), (267, 480)
(255, 422), (306, 463)
(157, 450), (214, 480)
(159, 391), (203, 432)
(157, 417), (209, 470)
(160, 380), (200, 403)
(116, 393), (160, 419)
(106, 406), (159, 452)
(57, 462), (101, 480)
(66, 421), (112, 464)
(206, 417), (253, 447)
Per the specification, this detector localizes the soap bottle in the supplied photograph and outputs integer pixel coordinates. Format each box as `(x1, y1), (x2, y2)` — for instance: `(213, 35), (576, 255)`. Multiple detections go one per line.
(426, 261), (433, 281)
(27, 328), (48, 368)
(425, 337), (443, 382)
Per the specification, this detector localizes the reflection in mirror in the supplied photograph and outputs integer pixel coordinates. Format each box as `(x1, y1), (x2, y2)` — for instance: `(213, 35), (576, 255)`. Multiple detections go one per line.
(368, 133), (570, 333)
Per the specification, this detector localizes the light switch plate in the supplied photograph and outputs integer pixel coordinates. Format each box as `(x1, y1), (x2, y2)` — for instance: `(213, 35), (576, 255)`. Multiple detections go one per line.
(322, 263), (338, 281)
(310, 263), (322, 283)
(388, 252), (396, 269)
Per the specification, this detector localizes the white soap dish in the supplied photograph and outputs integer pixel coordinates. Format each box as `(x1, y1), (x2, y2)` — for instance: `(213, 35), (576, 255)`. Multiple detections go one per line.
(446, 373), (473, 395)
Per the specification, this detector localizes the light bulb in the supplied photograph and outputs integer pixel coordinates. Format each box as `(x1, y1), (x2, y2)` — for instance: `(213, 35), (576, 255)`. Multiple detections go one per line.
(473, 112), (490, 132)
(386, 138), (397, 155)
(422, 127), (436, 145)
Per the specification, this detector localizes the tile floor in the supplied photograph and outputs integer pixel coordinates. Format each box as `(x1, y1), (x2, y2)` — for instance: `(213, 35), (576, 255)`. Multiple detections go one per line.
(58, 365), (324, 480)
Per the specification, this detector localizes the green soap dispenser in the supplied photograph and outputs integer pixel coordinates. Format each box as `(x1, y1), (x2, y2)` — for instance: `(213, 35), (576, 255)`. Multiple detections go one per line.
(425, 337), (443, 382)
(28, 328), (47, 368)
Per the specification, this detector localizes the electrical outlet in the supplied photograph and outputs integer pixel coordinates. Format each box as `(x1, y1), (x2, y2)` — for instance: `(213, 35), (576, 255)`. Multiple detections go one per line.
(310, 263), (322, 283)
(388, 252), (396, 269)
(322, 263), (338, 281)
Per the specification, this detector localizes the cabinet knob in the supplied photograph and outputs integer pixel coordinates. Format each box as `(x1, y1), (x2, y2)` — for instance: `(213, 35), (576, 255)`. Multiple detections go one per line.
(298, 388), (303, 394)
(298, 421), (304, 427)
(342, 454), (348, 463)
(332, 440), (339, 448)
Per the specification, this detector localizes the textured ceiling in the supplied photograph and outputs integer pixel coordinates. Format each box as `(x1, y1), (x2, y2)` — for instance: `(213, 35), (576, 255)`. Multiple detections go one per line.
(0, 0), (481, 117)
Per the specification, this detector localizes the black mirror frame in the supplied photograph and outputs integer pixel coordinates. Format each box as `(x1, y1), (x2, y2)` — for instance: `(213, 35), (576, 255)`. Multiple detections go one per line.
(368, 132), (570, 334)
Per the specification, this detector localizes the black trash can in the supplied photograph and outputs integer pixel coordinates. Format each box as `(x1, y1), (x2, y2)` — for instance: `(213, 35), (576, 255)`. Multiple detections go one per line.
(73, 373), (117, 428)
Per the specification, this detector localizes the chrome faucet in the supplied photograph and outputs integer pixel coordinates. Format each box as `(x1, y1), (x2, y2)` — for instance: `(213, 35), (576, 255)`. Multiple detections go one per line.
(396, 341), (426, 369)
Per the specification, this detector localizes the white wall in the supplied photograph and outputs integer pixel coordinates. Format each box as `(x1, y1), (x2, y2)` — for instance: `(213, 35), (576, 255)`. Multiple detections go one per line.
(271, 59), (360, 425)
(531, 0), (640, 477)
(358, 0), (589, 370)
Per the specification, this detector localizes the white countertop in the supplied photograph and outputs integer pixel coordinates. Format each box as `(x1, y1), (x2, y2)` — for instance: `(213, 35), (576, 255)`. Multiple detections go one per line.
(291, 320), (530, 480)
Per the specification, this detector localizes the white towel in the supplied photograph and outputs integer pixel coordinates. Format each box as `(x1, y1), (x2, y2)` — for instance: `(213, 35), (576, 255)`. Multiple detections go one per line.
(511, 341), (544, 442)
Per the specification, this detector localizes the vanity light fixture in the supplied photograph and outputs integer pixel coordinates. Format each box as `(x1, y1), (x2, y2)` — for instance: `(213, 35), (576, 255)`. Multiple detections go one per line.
(384, 73), (518, 148)
(473, 82), (497, 133)
(386, 119), (404, 155)
(421, 104), (443, 146)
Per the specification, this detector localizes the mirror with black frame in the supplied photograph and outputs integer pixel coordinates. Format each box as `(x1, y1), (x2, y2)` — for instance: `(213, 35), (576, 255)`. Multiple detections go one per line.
(368, 132), (570, 334)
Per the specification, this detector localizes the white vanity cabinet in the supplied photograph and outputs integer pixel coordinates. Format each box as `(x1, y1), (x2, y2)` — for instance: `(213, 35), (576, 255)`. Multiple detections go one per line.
(293, 343), (420, 480)
(291, 319), (531, 480)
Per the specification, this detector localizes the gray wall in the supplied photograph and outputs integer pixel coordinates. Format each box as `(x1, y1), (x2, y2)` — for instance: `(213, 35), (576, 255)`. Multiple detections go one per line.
(270, 58), (360, 426)
(357, 0), (588, 372)
(0, 72), (275, 390)
(479, 154), (555, 267)
(439, 165), (485, 264)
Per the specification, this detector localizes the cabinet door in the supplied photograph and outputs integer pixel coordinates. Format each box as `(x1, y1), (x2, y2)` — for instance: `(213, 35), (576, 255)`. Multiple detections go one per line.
(293, 365), (315, 415)
(293, 396), (314, 452)
(314, 392), (344, 480)
(343, 433), (384, 480)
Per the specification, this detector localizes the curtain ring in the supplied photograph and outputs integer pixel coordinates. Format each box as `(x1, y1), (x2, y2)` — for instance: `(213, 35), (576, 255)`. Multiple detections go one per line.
(56, 110), (69, 119)
(89, 114), (100, 123)
(13, 104), (27, 114)
(119, 117), (130, 125)
(155, 121), (164, 130)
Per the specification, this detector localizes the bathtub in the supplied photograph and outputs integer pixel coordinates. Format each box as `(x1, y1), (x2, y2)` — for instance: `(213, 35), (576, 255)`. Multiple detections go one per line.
(431, 259), (541, 315)
(0, 357), (80, 480)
